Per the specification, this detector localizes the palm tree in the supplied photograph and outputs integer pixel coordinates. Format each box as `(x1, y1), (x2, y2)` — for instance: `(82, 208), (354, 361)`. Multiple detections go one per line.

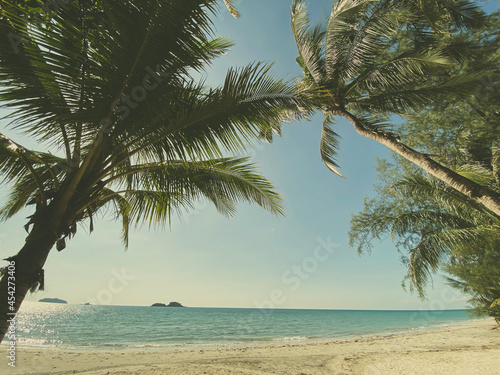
(290, 0), (500, 217)
(0, 0), (303, 342)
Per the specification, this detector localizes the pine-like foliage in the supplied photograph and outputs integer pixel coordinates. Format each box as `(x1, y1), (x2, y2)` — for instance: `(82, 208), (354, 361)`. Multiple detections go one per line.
(350, 155), (500, 321)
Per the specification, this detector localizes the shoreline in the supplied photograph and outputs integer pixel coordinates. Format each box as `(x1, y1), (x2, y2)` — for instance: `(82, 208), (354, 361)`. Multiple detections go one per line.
(13, 317), (476, 353)
(6, 317), (499, 374)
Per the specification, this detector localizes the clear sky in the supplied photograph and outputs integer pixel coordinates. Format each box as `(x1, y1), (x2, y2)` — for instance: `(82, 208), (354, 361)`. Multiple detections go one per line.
(1, 0), (497, 310)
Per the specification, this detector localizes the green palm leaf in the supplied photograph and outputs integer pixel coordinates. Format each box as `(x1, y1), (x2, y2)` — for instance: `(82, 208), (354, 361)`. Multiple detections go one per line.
(320, 114), (343, 177)
(291, 0), (327, 87)
(70, 158), (284, 247)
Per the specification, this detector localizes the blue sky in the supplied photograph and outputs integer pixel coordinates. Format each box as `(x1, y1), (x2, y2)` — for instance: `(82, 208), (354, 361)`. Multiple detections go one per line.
(1, 0), (496, 310)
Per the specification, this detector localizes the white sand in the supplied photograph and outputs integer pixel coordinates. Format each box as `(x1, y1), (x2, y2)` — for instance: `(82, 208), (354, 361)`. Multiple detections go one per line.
(4, 318), (499, 375)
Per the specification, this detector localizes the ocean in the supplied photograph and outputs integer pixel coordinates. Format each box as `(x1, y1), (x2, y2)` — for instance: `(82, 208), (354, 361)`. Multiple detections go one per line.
(11, 302), (474, 350)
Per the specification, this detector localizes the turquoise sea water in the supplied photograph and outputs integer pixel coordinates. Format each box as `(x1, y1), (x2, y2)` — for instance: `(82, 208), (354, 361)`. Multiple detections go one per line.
(11, 302), (473, 350)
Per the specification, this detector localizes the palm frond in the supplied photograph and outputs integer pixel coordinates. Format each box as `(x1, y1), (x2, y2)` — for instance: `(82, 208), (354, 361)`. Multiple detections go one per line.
(324, 0), (377, 85)
(69, 157), (284, 245)
(291, 0), (326, 87)
(106, 63), (302, 169)
(222, 0), (240, 19)
(344, 49), (451, 99)
(320, 114), (343, 177)
(401, 0), (487, 31)
(340, 1), (402, 84)
(108, 157), (285, 218)
(0, 132), (66, 190)
(0, 170), (43, 220)
(0, 8), (73, 155)
(0, 132), (31, 182)
(110, 192), (131, 248)
(355, 71), (487, 114)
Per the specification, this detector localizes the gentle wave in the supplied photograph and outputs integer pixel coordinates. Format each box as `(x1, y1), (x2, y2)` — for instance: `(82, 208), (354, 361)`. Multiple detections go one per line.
(272, 336), (316, 342)
(9, 303), (474, 350)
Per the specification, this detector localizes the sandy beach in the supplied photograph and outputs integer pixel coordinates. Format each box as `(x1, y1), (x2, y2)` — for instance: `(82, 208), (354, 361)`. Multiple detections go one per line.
(5, 318), (499, 375)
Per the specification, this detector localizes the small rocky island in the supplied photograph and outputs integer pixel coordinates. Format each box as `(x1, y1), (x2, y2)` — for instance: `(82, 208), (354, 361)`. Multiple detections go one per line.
(151, 301), (185, 307)
(39, 298), (68, 304)
(151, 303), (167, 307)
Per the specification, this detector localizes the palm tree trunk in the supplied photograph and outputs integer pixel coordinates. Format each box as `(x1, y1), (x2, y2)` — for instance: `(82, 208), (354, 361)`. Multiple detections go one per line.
(341, 110), (500, 218)
(0, 220), (58, 343)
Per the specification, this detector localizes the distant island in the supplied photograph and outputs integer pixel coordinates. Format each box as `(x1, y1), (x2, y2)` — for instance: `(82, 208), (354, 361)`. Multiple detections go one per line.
(151, 301), (185, 307)
(39, 298), (67, 304)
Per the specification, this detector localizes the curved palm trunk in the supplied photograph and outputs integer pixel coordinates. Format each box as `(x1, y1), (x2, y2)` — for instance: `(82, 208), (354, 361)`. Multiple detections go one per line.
(0, 219), (58, 343)
(341, 110), (500, 218)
